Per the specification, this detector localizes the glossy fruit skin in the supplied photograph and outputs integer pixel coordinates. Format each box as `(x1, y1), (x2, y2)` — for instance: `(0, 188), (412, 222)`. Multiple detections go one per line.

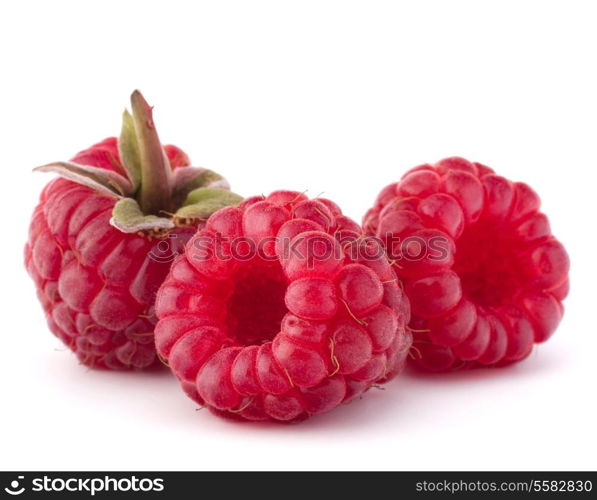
(364, 157), (569, 371)
(155, 191), (411, 422)
(25, 138), (198, 369)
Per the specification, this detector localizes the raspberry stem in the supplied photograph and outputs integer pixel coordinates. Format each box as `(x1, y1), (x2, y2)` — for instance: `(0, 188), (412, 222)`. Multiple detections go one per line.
(130, 90), (173, 215)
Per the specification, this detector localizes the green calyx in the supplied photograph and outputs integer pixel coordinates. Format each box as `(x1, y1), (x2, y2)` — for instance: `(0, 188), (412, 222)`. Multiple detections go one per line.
(35, 90), (242, 234)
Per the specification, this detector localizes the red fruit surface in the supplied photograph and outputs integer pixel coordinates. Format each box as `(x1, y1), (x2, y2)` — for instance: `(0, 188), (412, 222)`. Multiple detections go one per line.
(364, 157), (569, 371)
(25, 138), (198, 369)
(155, 192), (411, 422)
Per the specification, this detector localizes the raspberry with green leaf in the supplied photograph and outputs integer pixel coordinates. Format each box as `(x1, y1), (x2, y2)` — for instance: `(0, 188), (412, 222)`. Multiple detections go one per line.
(25, 91), (242, 369)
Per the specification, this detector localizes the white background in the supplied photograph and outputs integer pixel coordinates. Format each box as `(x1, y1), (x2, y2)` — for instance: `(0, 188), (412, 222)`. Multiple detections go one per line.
(1, 0), (595, 471)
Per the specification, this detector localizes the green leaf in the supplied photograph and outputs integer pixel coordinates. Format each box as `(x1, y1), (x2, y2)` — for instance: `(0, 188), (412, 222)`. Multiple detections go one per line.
(171, 167), (230, 207)
(118, 109), (142, 192)
(110, 198), (175, 233)
(34, 161), (133, 197)
(175, 188), (243, 219)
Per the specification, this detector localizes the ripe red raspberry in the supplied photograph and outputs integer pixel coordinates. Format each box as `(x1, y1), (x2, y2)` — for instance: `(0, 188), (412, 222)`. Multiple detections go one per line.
(364, 157), (569, 371)
(24, 91), (241, 369)
(155, 192), (411, 422)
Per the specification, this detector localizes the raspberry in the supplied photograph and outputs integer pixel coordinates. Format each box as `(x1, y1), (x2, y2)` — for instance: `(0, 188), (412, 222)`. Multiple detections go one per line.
(364, 157), (569, 371)
(155, 192), (411, 422)
(24, 91), (241, 369)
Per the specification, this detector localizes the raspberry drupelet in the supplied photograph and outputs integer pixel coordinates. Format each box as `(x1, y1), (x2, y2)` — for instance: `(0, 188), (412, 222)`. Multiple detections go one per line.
(155, 191), (412, 422)
(25, 91), (241, 369)
(363, 157), (569, 371)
